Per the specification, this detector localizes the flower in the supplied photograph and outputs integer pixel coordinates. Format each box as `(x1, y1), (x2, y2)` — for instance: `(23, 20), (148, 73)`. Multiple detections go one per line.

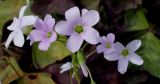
(96, 33), (115, 54)
(28, 14), (57, 51)
(60, 61), (88, 77)
(79, 61), (88, 77)
(5, 5), (37, 48)
(104, 40), (144, 74)
(60, 62), (72, 73)
(55, 7), (100, 53)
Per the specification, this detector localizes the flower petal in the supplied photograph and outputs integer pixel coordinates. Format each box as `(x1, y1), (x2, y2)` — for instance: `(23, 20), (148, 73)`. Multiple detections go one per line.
(55, 21), (74, 35)
(13, 31), (24, 47)
(80, 63), (88, 77)
(67, 33), (83, 53)
(19, 5), (28, 19)
(49, 31), (57, 42)
(82, 10), (100, 26)
(129, 53), (144, 65)
(104, 45), (115, 54)
(65, 6), (80, 21)
(21, 15), (37, 27)
(34, 18), (46, 30)
(106, 33), (115, 43)
(126, 40), (141, 52)
(29, 30), (46, 42)
(82, 27), (100, 44)
(114, 42), (125, 51)
(118, 58), (129, 74)
(100, 36), (107, 44)
(44, 14), (55, 31)
(7, 17), (21, 31)
(82, 9), (88, 16)
(96, 44), (105, 53)
(5, 31), (16, 48)
(38, 40), (50, 51)
(104, 51), (119, 61)
(60, 62), (72, 73)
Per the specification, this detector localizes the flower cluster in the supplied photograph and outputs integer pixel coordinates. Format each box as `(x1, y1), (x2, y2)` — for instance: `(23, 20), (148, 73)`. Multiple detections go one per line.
(96, 34), (144, 74)
(5, 4), (144, 82)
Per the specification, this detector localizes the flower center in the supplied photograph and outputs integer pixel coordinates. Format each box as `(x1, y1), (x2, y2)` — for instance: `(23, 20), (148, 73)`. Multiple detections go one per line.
(47, 32), (52, 38)
(106, 42), (111, 48)
(121, 49), (129, 57)
(75, 25), (84, 33)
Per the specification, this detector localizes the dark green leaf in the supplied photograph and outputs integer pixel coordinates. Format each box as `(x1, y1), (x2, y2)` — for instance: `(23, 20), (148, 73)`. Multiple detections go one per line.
(138, 32), (160, 78)
(125, 9), (149, 31)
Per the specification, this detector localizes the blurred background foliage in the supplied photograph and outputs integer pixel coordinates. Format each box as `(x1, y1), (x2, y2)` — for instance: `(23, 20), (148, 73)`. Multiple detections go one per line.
(1, 0), (160, 84)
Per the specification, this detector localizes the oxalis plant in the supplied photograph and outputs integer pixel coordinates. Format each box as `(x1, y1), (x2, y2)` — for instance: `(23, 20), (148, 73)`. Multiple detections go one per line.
(1, 0), (147, 84)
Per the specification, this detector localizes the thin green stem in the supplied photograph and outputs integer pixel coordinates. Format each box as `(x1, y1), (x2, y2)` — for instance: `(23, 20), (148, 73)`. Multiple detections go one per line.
(71, 53), (81, 84)
(70, 65), (73, 84)
(86, 50), (97, 59)
(87, 67), (96, 84)
(81, 43), (88, 51)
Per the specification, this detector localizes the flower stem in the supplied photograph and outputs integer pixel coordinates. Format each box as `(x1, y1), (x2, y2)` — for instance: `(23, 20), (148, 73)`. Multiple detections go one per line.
(81, 43), (88, 51)
(70, 65), (73, 84)
(87, 67), (96, 84)
(86, 50), (97, 59)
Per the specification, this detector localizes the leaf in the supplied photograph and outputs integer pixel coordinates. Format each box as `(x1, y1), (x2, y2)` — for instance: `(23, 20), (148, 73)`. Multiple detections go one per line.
(32, 41), (71, 68)
(0, 0), (26, 40)
(18, 73), (56, 84)
(77, 51), (85, 64)
(0, 57), (24, 84)
(125, 9), (149, 31)
(138, 32), (160, 78)
(80, 0), (100, 10)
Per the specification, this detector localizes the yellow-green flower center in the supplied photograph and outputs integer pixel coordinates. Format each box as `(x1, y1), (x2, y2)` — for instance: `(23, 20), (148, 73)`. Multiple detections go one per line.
(106, 42), (111, 48)
(75, 25), (84, 33)
(47, 32), (52, 38)
(121, 49), (129, 57)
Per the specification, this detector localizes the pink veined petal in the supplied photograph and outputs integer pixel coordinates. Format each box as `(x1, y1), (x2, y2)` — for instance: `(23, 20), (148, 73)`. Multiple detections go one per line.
(34, 18), (46, 30)
(29, 30), (46, 42)
(19, 5), (28, 19)
(106, 33), (115, 43)
(80, 63), (88, 77)
(5, 31), (16, 48)
(104, 51), (120, 61)
(55, 21), (74, 36)
(38, 40), (50, 51)
(7, 17), (21, 31)
(67, 33), (83, 53)
(49, 31), (57, 43)
(21, 15), (37, 27)
(13, 31), (24, 47)
(129, 53), (144, 65)
(44, 14), (55, 31)
(82, 9), (88, 16)
(126, 40), (141, 52)
(82, 27), (100, 44)
(100, 36), (107, 44)
(96, 44), (105, 53)
(114, 42), (125, 52)
(65, 6), (80, 21)
(118, 58), (129, 74)
(82, 10), (100, 26)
